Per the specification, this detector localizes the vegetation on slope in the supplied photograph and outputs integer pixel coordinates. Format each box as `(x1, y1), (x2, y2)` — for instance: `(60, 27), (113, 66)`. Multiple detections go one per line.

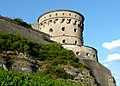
(0, 32), (88, 85)
(0, 16), (31, 28)
(0, 69), (81, 86)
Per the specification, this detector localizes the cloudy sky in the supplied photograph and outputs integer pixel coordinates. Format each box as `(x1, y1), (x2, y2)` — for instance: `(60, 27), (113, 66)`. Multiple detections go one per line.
(0, 0), (120, 85)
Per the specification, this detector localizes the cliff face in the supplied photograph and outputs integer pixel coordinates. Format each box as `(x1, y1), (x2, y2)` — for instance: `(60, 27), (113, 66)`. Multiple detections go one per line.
(77, 58), (116, 86)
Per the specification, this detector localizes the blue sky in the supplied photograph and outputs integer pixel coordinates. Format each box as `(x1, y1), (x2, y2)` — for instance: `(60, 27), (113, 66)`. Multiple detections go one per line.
(0, 0), (120, 85)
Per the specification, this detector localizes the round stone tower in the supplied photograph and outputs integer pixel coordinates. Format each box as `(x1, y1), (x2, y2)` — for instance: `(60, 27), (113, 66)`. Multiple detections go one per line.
(36, 10), (98, 61)
(38, 10), (84, 46)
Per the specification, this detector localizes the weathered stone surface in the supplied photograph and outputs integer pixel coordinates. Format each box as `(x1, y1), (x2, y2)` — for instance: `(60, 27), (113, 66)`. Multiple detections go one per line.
(0, 17), (51, 44)
(78, 58), (116, 86)
(64, 66), (98, 86)
(11, 59), (38, 73)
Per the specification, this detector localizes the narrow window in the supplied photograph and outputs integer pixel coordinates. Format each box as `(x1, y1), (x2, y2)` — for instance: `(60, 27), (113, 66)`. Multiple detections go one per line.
(75, 15), (77, 17)
(56, 13), (57, 16)
(63, 13), (64, 15)
(49, 28), (53, 32)
(49, 14), (51, 17)
(74, 28), (77, 32)
(86, 53), (89, 56)
(62, 27), (65, 31)
(75, 41), (77, 44)
(54, 19), (58, 24)
(78, 24), (80, 27)
(69, 13), (71, 16)
(61, 19), (65, 23)
(93, 55), (95, 58)
(63, 34), (65, 36)
(62, 39), (65, 43)
(73, 20), (77, 25)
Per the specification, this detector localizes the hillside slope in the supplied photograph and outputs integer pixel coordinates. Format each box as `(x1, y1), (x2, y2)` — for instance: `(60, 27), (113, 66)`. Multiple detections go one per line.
(0, 16), (50, 44)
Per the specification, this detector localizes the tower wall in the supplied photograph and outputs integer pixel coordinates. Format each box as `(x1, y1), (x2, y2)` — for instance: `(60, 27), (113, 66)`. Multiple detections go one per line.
(38, 10), (84, 46)
(63, 45), (98, 61)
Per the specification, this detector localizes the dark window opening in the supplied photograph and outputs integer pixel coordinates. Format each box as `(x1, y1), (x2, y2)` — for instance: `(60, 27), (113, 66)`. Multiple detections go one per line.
(78, 24), (80, 27)
(49, 28), (53, 32)
(66, 19), (71, 24)
(54, 19), (58, 24)
(62, 27), (65, 31)
(74, 28), (77, 32)
(62, 39), (65, 43)
(75, 41), (77, 44)
(49, 15), (51, 17)
(63, 13), (64, 15)
(75, 15), (77, 17)
(63, 34), (65, 36)
(56, 13), (57, 16)
(61, 19), (65, 23)
(93, 55), (95, 57)
(86, 53), (89, 56)
(69, 13), (71, 16)
(73, 20), (77, 25)
(76, 52), (79, 55)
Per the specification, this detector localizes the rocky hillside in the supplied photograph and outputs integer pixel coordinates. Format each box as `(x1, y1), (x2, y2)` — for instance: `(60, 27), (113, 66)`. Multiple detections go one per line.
(0, 16), (116, 86)
(0, 16), (51, 44)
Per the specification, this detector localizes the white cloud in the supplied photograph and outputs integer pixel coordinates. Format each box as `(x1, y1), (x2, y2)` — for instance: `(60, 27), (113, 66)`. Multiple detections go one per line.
(102, 39), (120, 50)
(103, 53), (120, 62)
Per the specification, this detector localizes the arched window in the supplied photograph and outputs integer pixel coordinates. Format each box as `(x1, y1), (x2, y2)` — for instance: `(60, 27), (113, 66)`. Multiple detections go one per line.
(62, 39), (65, 43)
(75, 41), (77, 44)
(63, 13), (64, 15)
(62, 27), (65, 31)
(49, 14), (51, 17)
(86, 53), (89, 56)
(49, 28), (53, 32)
(93, 55), (95, 58)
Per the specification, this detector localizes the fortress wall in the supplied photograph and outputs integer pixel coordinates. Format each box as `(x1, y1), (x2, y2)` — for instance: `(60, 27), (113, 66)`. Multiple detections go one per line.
(50, 36), (83, 46)
(38, 10), (84, 46)
(63, 45), (98, 61)
(31, 24), (39, 30)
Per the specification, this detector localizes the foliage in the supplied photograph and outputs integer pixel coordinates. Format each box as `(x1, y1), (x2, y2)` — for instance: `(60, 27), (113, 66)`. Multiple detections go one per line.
(13, 18), (32, 28)
(0, 69), (82, 86)
(0, 32), (88, 80)
(0, 16), (31, 28)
